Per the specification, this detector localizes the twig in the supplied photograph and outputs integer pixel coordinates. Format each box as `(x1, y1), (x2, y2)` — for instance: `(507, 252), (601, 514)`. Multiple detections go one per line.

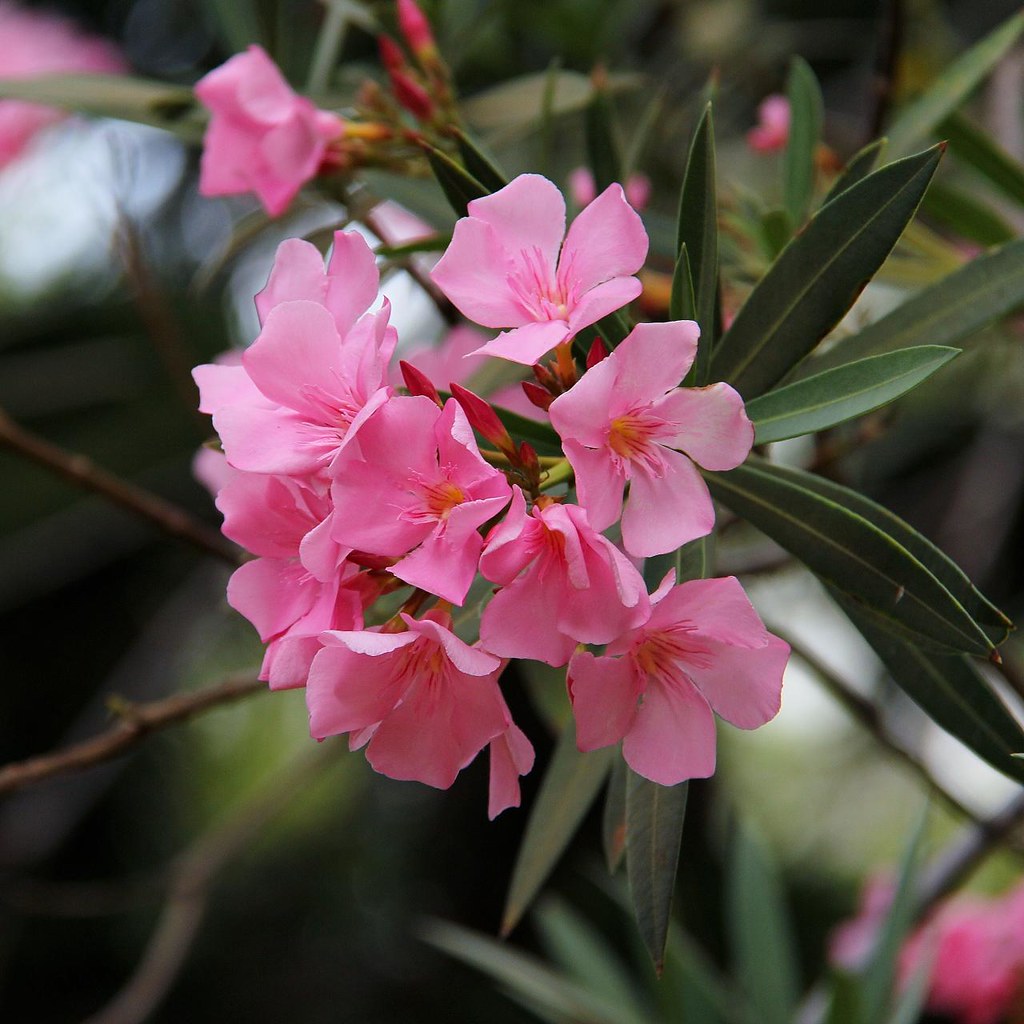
(83, 743), (337, 1024)
(0, 673), (264, 797)
(778, 630), (977, 824)
(0, 405), (241, 566)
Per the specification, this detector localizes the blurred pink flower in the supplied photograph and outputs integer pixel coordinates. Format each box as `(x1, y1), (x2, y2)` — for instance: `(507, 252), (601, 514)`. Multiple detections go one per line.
(747, 94), (790, 154)
(0, 2), (125, 168)
(568, 167), (651, 212)
(431, 173), (648, 365)
(568, 575), (788, 785)
(194, 44), (345, 216)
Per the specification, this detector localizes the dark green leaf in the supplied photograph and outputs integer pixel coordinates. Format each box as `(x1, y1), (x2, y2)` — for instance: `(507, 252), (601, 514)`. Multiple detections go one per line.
(453, 127), (509, 192)
(822, 971), (865, 1024)
(602, 758), (628, 873)
(746, 345), (960, 444)
(837, 596), (1024, 785)
(704, 457), (998, 654)
(758, 209), (792, 262)
(822, 139), (884, 206)
(802, 235), (1024, 374)
(592, 310), (632, 350)
(585, 86), (623, 195)
(424, 145), (490, 217)
(489, 403), (562, 457)
(783, 56), (824, 225)
(502, 720), (614, 936)
(940, 110), (1024, 208)
(662, 929), (750, 1024)
(625, 772), (688, 974)
(375, 234), (451, 259)
(670, 243), (697, 323)
(710, 146), (941, 399)
(676, 103), (718, 384)
(885, 10), (1024, 158)
(727, 824), (800, 1024)
(921, 179), (1015, 247)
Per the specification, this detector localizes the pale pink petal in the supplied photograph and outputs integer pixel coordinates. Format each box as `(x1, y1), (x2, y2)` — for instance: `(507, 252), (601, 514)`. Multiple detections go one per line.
(262, 635), (321, 690)
(622, 676), (717, 785)
(621, 448), (715, 557)
(480, 572), (578, 667)
(563, 439), (624, 533)
(548, 349), (618, 447)
(193, 361), (262, 415)
(654, 382), (753, 470)
(324, 231), (382, 337)
(196, 45), (295, 124)
(214, 403), (336, 476)
(689, 635), (788, 729)
(611, 321), (700, 407)
(192, 447), (233, 497)
(625, 173), (652, 212)
(299, 512), (346, 582)
(559, 182), (648, 293)
(471, 320), (570, 365)
(430, 217), (526, 327)
(325, 628), (415, 657)
(198, 116), (258, 194)
(478, 487), (535, 585)
(488, 723), (535, 819)
(389, 524), (483, 604)
(226, 558), (316, 642)
(649, 576), (769, 649)
(405, 613), (503, 677)
(216, 473), (311, 558)
(568, 651), (640, 751)
(564, 276), (643, 338)
(255, 238), (332, 324)
(466, 173), (567, 268)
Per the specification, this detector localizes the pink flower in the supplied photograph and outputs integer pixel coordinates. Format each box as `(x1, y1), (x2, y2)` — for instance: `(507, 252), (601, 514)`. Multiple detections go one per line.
(430, 173), (648, 365)
(192, 230), (396, 479)
(478, 488), (651, 667)
(568, 575), (788, 785)
(548, 321), (753, 557)
(329, 396), (512, 605)
(488, 723), (535, 819)
(0, 3), (125, 168)
(307, 609), (512, 790)
(195, 45), (345, 216)
(747, 94), (790, 154)
(567, 167), (651, 212)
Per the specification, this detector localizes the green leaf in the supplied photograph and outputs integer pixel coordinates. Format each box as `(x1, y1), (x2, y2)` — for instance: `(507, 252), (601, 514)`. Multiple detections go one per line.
(502, 720), (614, 936)
(885, 10), (1024, 158)
(204, 0), (266, 51)
(602, 758), (628, 873)
(727, 824), (800, 1024)
(625, 772), (688, 974)
(822, 139), (885, 207)
(704, 456), (999, 654)
(710, 146), (941, 399)
(0, 75), (201, 140)
(783, 56), (824, 225)
(676, 103), (718, 384)
(453, 127), (509, 192)
(422, 920), (629, 1024)
(822, 972), (864, 1024)
(670, 243), (697, 323)
(662, 929), (749, 1024)
(375, 234), (451, 259)
(758, 209), (792, 263)
(585, 86), (623, 194)
(424, 145), (490, 217)
(939, 110), (1024, 208)
(921, 179), (1015, 247)
(885, 947), (935, 1024)
(746, 345), (960, 444)
(802, 235), (1024, 374)
(592, 310), (632, 350)
(836, 596), (1024, 785)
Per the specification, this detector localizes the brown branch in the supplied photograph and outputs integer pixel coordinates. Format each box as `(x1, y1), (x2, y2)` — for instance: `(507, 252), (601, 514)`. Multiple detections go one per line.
(0, 405), (241, 566)
(82, 743), (337, 1024)
(779, 630), (978, 824)
(0, 673), (264, 797)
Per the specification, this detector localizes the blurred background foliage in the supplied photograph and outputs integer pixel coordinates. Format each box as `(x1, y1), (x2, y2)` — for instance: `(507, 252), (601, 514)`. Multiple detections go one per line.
(1, 0), (1023, 1021)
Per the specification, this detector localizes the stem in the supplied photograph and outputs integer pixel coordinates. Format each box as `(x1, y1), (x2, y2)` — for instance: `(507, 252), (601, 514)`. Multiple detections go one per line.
(0, 405), (241, 567)
(538, 458), (574, 491)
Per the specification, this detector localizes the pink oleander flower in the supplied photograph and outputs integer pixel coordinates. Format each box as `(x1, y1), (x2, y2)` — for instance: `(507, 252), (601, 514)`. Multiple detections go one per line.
(568, 167), (651, 212)
(478, 488), (651, 667)
(0, 2), (125, 168)
(307, 609), (512, 791)
(548, 320), (753, 557)
(192, 230), (396, 479)
(568, 575), (788, 785)
(747, 94), (790, 154)
(488, 722), (535, 819)
(329, 396), (513, 605)
(195, 44), (345, 216)
(430, 173), (648, 365)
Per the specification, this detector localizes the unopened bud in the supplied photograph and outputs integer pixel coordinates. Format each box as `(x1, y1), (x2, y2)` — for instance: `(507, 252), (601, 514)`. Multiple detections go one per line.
(450, 382), (515, 457)
(378, 35), (435, 121)
(400, 360), (443, 407)
(397, 0), (437, 59)
(521, 381), (553, 412)
(585, 337), (608, 369)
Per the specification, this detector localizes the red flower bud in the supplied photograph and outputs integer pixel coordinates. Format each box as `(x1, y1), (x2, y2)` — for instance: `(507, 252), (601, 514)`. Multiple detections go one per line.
(400, 360), (443, 407)
(397, 0), (437, 58)
(521, 380), (553, 412)
(450, 382), (515, 456)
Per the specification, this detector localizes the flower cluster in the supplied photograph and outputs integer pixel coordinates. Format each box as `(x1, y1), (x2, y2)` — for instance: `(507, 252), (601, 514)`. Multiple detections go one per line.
(194, 171), (788, 814)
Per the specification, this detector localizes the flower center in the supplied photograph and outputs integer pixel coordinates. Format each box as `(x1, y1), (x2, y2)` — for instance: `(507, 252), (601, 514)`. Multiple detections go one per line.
(421, 479), (465, 520)
(608, 412), (658, 460)
(635, 625), (713, 679)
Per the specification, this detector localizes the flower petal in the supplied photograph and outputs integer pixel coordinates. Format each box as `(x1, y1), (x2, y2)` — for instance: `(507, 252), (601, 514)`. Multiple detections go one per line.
(610, 321), (699, 407)
(488, 723), (535, 819)
(470, 319), (570, 365)
(568, 651), (640, 751)
(654, 382), (753, 470)
(562, 439), (624, 533)
(689, 634), (788, 729)
(564, 275), (643, 338)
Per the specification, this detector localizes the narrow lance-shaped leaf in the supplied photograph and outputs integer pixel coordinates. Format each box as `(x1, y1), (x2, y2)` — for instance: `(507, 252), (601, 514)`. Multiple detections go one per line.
(939, 110), (1024, 209)
(585, 83), (623, 195)
(800, 235), (1024, 375)
(453, 127), (509, 192)
(758, 209), (792, 262)
(710, 146), (941, 400)
(424, 145), (490, 217)
(677, 103), (718, 384)
(502, 719), (614, 936)
(836, 593), (1024, 786)
(704, 456), (998, 655)
(602, 757), (628, 873)
(745, 345), (960, 444)
(625, 771), (688, 975)
(783, 56), (824, 226)
(727, 823), (800, 1024)
(670, 243), (697, 323)
(821, 138), (884, 207)
(921, 179), (1015, 247)
(885, 9), (1024, 159)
